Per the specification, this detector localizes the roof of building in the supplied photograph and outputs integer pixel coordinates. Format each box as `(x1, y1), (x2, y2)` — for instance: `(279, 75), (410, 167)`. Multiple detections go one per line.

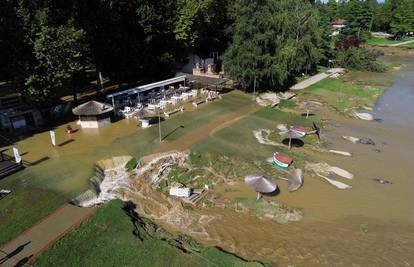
(181, 73), (229, 86)
(106, 75), (187, 99)
(72, 100), (113, 116)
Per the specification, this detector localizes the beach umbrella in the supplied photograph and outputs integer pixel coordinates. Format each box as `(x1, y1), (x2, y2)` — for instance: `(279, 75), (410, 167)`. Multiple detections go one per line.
(288, 169), (304, 192)
(283, 130), (303, 149)
(245, 175), (277, 199)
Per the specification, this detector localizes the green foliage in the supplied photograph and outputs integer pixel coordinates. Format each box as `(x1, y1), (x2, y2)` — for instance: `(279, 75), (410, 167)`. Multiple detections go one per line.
(224, 0), (326, 90)
(335, 47), (386, 72)
(125, 157), (138, 172)
(390, 0), (414, 34)
(340, 0), (374, 41)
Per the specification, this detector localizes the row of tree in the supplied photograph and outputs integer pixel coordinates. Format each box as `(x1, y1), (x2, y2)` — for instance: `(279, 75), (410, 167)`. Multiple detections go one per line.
(0, 0), (389, 104)
(0, 0), (229, 104)
(324, 0), (414, 35)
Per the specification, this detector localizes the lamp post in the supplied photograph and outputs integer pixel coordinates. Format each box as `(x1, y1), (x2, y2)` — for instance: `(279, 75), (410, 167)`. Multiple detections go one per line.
(158, 107), (162, 142)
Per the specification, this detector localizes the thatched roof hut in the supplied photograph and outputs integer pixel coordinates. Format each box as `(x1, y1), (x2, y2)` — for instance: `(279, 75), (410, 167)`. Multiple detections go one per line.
(72, 100), (113, 128)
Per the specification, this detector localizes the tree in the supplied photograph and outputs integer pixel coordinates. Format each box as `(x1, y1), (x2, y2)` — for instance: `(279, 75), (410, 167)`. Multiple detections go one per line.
(174, 0), (230, 56)
(224, 0), (325, 90)
(25, 17), (89, 104)
(326, 0), (338, 21)
(342, 0), (374, 41)
(390, 0), (414, 34)
(0, 0), (33, 88)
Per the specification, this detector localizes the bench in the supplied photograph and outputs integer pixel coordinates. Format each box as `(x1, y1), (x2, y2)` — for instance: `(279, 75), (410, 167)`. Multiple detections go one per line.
(192, 99), (206, 107)
(164, 106), (184, 118)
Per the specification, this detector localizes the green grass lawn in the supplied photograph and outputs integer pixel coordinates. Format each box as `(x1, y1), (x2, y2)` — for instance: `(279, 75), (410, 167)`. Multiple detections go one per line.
(367, 36), (414, 48)
(0, 174), (65, 246)
(35, 200), (263, 267)
(367, 36), (402, 46)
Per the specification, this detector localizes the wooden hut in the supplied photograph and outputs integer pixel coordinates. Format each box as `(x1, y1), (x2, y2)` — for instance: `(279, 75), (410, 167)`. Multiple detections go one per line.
(72, 100), (113, 128)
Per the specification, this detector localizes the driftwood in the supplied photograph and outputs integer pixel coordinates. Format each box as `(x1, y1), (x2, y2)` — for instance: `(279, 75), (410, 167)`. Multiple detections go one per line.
(328, 166), (354, 179)
(328, 150), (352, 157)
(316, 173), (352, 189)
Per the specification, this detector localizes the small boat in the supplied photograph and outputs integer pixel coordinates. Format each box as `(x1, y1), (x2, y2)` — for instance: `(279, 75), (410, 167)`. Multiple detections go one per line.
(272, 152), (293, 170)
(290, 126), (307, 137)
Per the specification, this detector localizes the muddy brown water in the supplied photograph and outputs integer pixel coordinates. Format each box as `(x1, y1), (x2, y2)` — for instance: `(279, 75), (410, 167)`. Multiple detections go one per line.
(151, 51), (414, 266)
(3, 51), (414, 266)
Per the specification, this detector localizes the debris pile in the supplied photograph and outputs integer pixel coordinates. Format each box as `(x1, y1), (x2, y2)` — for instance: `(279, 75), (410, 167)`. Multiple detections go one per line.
(253, 129), (283, 147)
(305, 162), (353, 190)
(135, 150), (190, 188)
(255, 93), (280, 107)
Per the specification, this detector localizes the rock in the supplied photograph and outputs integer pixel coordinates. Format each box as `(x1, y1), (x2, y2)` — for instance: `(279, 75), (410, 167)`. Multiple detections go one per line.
(373, 178), (392, 185)
(359, 138), (375, 145)
(342, 135), (360, 143)
(354, 112), (374, 121)
(373, 148), (381, 153)
(329, 150), (352, 157)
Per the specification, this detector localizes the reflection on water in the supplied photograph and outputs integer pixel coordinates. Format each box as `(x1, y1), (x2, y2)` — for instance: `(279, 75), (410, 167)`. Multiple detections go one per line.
(375, 61), (414, 126)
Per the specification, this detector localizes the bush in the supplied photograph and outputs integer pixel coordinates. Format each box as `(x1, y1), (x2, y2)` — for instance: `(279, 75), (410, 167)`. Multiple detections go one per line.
(335, 47), (386, 72)
(125, 157), (137, 172)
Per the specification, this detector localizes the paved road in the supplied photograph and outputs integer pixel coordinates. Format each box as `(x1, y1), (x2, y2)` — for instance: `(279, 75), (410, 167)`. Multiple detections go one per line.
(0, 204), (96, 266)
(389, 39), (414, 47)
(290, 68), (344, 90)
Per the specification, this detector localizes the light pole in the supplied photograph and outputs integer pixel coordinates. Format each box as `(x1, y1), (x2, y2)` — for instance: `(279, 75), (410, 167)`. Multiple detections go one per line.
(158, 107), (162, 142)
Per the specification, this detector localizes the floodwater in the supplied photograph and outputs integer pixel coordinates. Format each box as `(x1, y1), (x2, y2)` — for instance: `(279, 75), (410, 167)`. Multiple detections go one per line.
(155, 50), (414, 266)
(2, 51), (414, 266)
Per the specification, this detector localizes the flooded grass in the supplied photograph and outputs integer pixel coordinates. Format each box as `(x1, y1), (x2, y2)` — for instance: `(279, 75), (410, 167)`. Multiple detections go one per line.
(304, 76), (385, 113)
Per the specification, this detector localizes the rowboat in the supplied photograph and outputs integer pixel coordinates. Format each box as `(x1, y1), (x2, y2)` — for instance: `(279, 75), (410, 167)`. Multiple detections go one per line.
(272, 152), (293, 170)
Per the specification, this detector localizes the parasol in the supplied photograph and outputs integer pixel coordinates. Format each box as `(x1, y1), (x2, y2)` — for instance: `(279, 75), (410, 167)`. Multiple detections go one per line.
(283, 130), (303, 149)
(288, 169), (304, 192)
(245, 175), (277, 199)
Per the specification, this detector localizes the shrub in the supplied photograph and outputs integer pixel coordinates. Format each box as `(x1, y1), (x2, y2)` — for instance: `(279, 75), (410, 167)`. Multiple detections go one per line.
(125, 157), (137, 172)
(335, 47), (386, 72)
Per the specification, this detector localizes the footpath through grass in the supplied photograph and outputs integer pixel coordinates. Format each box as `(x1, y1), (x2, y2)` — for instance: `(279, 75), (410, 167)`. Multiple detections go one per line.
(35, 200), (263, 267)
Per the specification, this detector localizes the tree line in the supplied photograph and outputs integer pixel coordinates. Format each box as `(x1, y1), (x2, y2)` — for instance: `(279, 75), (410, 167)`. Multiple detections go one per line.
(0, 0), (397, 105)
(325, 0), (414, 36)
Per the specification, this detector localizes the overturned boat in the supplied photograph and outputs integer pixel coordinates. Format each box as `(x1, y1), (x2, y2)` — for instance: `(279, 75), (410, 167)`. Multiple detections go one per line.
(272, 152), (293, 170)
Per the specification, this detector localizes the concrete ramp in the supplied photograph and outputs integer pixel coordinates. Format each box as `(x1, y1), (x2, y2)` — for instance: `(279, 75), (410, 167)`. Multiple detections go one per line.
(290, 68), (344, 90)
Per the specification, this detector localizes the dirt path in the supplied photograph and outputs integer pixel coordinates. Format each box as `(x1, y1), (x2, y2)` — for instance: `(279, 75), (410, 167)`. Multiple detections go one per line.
(389, 39), (414, 47)
(156, 102), (261, 152)
(290, 68), (344, 90)
(0, 204), (96, 266)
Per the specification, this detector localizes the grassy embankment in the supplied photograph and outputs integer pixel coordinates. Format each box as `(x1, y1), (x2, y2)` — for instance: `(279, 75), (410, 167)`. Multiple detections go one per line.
(35, 200), (263, 267)
(367, 36), (414, 49)
(298, 72), (389, 115)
